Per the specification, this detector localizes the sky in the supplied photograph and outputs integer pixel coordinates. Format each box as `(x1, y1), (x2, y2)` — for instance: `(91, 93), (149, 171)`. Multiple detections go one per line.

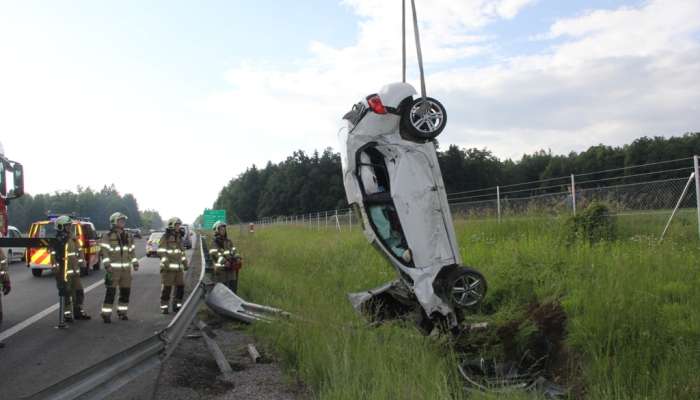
(1, 0), (699, 223)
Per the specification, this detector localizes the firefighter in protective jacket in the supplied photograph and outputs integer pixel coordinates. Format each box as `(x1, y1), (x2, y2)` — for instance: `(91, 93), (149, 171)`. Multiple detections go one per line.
(209, 221), (242, 292)
(99, 212), (139, 323)
(0, 248), (11, 347)
(158, 217), (188, 314)
(52, 215), (90, 322)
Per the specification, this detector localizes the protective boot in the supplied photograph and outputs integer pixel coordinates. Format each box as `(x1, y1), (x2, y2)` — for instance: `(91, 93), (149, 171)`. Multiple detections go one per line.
(102, 286), (116, 322)
(74, 289), (91, 320)
(172, 285), (185, 313)
(161, 286), (172, 314)
(117, 288), (131, 320)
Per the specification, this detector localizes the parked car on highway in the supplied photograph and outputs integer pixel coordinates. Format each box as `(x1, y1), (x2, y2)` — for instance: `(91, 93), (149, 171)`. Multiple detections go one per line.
(146, 231), (164, 257)
(26, 216), (101, 277)
(1, 225), (25, 263)
(341, 82), (487, 333)
(181, 224), (192, 249)
(126, 228), (142, 239)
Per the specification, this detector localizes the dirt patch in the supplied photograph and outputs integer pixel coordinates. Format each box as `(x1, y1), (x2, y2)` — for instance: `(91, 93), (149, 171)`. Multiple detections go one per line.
(172, 351), (235, 395)
(454, 301), (583, 398)
(154, 313), (309, 400)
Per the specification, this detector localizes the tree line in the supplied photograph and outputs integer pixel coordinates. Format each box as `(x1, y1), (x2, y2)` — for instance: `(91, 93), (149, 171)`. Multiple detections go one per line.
(212, 133), (700, 222)
(7, 184), (163, 232)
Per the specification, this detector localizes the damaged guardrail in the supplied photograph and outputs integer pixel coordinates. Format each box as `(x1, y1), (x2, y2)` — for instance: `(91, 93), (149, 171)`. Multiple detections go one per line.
(206, 283), (289, 323)
(25, 235), (209, 400)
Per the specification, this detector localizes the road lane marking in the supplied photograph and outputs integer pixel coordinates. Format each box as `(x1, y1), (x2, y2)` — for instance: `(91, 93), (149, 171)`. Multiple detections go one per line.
(0, 247), (195, 343)
(0, 279), (105, 342)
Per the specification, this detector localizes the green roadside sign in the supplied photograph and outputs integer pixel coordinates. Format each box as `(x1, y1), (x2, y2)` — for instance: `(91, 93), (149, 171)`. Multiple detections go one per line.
(202, 209), (227, 230)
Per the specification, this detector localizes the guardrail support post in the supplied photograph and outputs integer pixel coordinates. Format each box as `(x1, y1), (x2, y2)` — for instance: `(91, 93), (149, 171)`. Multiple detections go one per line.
(571, 174), (577, 216)
(694, 155), (700, 240)
(496, 185), (501, 223)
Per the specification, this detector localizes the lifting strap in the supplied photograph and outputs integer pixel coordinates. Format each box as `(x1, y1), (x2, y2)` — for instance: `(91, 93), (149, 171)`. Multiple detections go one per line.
(402, 0), (427, 101)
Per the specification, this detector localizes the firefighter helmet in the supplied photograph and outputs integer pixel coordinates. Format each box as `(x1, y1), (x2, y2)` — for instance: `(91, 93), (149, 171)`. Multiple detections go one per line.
(167, 217), (182, 229)
(212, 221), (226, 231)
(110, 212), (128, 226)
(54, 215), (72, 230)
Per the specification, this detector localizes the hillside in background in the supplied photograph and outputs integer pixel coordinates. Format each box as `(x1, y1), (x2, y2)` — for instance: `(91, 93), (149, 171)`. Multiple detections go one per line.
(7, 184), (162, 231)
(212, 133), (700, 222)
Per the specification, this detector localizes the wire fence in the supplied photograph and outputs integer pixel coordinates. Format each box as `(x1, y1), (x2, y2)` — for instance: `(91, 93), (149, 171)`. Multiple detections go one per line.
(252, 156), (700, 239)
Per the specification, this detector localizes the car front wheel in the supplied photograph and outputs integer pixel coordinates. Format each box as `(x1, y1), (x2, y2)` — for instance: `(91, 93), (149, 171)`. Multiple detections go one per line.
(400, 96), (447, 140)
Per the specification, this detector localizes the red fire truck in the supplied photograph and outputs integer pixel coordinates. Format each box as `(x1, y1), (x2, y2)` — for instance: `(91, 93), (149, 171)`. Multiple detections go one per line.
(0, 142), (24, 237)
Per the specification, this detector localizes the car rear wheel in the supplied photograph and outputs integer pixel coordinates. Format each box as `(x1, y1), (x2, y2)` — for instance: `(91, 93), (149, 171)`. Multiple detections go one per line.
(449, 267), (487, 308)
(31, 269), (43, 277)
(93, 256), (101, 271)
(400, 96), (447, 140)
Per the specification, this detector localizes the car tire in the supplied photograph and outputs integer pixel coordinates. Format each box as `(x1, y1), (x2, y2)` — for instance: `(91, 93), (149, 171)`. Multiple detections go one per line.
(448, 267), (487, 309)
(7, 250), (12, 264)
(400, 96), (447, 140)
(93, 256), (101, 271)
(31, 269), (42, 277)
(81, 266), (89, 276)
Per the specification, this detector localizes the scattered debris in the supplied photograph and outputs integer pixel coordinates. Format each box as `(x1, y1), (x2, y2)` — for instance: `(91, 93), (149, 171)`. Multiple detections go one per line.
(206, 283), (290, 323)
(453, 301), (574, 399)
(247, 344), (261, 363)
(196, 319), (235, 384)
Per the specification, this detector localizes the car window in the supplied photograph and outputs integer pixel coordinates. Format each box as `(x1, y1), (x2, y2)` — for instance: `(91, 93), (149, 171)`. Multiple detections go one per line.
(368, 205), (409, 261)
(358, 148), (390, 195)
(35, 224), (56, 237)
(82, 223), (98, 240)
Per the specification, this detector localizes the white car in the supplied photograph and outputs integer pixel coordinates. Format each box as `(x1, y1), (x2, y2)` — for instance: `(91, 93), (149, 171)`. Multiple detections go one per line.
(340, 82), (487, 333)
(146, 232), (164, 257)
(2, 225), (25, 263)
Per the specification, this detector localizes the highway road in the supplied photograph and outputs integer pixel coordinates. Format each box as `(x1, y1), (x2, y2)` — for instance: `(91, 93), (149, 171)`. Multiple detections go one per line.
(0, 238), (196, 399)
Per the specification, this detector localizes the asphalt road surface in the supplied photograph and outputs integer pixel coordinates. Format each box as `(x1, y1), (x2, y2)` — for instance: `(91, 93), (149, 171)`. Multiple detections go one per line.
(0, 238), (196, 399)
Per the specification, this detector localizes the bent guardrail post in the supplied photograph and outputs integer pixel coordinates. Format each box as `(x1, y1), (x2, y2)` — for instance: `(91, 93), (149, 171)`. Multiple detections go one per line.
(25, 235), (209, 400)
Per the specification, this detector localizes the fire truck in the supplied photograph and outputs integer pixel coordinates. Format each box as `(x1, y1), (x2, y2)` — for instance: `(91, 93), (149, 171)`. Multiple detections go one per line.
(0, 142), (24, 237)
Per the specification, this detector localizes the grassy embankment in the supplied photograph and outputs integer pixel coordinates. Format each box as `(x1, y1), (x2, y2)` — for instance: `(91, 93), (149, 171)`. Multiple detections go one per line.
(229, 210), (700, 399)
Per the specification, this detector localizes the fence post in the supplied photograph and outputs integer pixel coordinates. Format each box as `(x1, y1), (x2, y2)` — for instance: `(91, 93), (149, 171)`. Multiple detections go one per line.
(496, 185), (501, 223)
(694, 155), (700, 240)
(571, 174), (577, 216)
(325, 211), (329, 230)
(349, 209), (353, 231)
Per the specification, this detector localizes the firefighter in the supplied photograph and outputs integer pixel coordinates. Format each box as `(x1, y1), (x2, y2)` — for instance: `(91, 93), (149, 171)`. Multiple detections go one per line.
(51, 215), (90, 325)
(0, 247), (11, 348)
(158, 217), (188, 314)
(209, 221), (242, 292)
(99, 212), (139, 323)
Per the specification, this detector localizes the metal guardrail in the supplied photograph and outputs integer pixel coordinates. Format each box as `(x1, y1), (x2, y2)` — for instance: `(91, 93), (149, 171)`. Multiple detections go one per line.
(25, 235), (210, 400)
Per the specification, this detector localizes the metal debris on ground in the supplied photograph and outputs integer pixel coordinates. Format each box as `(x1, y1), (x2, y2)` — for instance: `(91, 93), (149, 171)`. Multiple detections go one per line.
(205, 283), (290, 323)
(247, 344), (261, 363)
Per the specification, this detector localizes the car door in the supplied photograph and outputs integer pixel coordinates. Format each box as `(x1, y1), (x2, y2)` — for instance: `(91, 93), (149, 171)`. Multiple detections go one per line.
(384, 144), (458, 268)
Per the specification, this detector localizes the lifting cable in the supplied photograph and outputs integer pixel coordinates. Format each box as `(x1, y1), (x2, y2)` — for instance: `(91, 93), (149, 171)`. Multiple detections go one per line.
(402, 0), (427, 101)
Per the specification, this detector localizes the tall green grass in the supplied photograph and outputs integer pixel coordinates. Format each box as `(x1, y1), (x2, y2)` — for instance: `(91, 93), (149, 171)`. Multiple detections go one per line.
(230, 212), (700, 399)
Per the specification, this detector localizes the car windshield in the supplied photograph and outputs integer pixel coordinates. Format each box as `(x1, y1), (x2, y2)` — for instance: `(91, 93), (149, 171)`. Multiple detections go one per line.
(33, 224), (56, 237)
(149, 233), (163, 241)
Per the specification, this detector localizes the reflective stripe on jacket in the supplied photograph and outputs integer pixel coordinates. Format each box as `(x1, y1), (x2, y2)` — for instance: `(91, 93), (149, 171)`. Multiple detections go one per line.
(100, 230), (137, 269)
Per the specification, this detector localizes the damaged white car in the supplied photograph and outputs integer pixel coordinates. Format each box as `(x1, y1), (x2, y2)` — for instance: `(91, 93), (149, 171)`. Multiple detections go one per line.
(340, 82), (487, 333)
